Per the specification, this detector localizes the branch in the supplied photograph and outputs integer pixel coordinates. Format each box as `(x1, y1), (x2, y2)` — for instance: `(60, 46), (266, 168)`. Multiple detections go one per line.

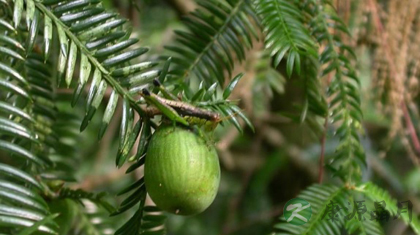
(318, 50), (335, 184)
(35, 2), (148, 117)
(72, 165), (129, 191)
(402, 102), (420, 157)
(318, 116), (328, 183)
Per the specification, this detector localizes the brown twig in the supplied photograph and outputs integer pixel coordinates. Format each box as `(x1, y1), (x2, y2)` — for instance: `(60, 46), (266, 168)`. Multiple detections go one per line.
(402, 102), (420, 156)
(318, 116), (328, 183)
(319, 60), (335, 183)
(221, 131), (263, 235)
(217, 126), (240, 170)
(71, 165), (129, 191)
(142, 90), (220, 121)
(221, 169), (256, 235)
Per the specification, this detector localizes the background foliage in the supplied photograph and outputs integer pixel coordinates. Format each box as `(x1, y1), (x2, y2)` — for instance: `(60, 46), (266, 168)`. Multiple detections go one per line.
(2, 0), (420, 234)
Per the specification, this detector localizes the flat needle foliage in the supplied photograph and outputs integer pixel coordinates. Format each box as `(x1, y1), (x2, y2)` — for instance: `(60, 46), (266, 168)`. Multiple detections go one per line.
(0, 0), (419, 234)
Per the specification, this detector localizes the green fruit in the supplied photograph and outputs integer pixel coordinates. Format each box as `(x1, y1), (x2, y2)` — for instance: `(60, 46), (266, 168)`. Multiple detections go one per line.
(144, 125), (220, 216)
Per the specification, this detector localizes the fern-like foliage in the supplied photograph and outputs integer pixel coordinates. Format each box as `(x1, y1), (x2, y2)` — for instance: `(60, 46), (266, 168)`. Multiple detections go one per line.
(164, 0), (259, 87)
(345, 214), (384, 235)
(114, 192), (166, 235)
(273, 184), (388, 235)
(302, 0), (365, 183)
(357, 182), (420, 234)
(47, 110), (80, 182)
(63, 199), (117, 235)
(0, 7), (58, 233)
(0, 0), (384, 235)
(3, 0), (261, 233)
(255, 0), (317, 75)
(273, 184), (348, 235)
(179, 73), (255, 133)
(253, 52), (286, 96)
(139, 206), (166, 235)
(274, 182), (420, 234)
(9, 0), (161, 171)
(0, 0), (166, 233)
(254, 0), (327, 125)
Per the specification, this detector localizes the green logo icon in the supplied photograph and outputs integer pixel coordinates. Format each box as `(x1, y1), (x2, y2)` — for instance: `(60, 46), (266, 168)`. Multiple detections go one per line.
(284, 198), (312, 225)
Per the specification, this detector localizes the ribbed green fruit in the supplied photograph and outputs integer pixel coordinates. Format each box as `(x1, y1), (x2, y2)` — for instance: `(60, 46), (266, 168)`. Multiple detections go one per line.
(144, 125), (220, 216)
